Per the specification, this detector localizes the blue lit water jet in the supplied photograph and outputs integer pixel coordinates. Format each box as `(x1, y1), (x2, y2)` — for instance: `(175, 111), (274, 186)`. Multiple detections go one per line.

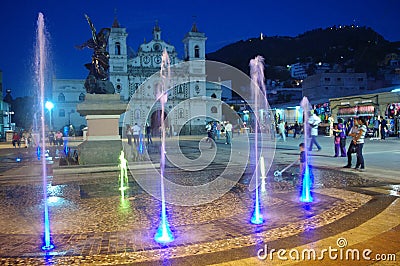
(249, 56), (266, 224)
(300, 97), (313, 202)
(154, 49), (174, 244)
(36, 12), (54, 251)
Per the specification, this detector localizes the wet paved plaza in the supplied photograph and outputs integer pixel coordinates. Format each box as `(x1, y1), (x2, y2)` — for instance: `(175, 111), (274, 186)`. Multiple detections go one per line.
(0, 135), (399, 265)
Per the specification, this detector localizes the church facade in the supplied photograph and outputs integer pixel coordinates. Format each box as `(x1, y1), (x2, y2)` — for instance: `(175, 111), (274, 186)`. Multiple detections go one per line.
(52, 18), (222, 135)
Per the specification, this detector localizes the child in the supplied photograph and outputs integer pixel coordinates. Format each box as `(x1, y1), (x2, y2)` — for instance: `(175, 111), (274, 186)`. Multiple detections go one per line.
(333, 124), (341, 157)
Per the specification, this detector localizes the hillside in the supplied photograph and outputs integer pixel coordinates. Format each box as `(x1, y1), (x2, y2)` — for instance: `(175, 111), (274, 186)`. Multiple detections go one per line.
(206, 26), (400, 78)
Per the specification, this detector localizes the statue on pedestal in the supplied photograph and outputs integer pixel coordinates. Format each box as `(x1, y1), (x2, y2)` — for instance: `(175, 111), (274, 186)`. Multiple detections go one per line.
(76, 14), (115, 94)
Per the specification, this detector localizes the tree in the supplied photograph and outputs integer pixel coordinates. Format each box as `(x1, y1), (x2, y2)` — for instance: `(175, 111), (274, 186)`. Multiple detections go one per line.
(11, 96), (35, 130)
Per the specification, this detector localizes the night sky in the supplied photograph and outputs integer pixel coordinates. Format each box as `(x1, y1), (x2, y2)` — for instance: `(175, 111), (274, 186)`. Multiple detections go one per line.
(1, 0), (399, 97)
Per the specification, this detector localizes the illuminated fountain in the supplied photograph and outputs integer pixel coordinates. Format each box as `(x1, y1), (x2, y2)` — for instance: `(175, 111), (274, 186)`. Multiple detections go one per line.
(35, 12), (54, 251)
(249, 56), (266, 224)
(300, 96), (313, 202)
(118, 151), (129, 198)
(154, 49), (174, 244)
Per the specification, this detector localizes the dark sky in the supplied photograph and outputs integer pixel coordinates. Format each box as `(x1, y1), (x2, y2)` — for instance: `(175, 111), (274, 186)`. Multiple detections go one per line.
(1, 0), (399, 97)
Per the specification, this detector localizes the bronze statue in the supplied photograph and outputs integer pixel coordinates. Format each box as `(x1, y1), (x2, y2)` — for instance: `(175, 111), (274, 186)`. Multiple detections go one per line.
(76, 14), (114, 94)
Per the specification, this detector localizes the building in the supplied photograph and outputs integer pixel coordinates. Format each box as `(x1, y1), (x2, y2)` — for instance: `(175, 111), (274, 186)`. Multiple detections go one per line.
(303, 72), (368, 104)
(289, 63), (308, 79)
(51, 79), (86, 131)
(51, 18), (221, 135)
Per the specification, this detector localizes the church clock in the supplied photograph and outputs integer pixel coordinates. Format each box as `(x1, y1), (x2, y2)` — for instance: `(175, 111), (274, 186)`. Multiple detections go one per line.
(154, 55), (162, 64)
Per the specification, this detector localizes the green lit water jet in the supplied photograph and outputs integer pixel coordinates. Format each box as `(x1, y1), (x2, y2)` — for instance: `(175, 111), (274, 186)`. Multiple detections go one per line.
(118, 151), (129, 198)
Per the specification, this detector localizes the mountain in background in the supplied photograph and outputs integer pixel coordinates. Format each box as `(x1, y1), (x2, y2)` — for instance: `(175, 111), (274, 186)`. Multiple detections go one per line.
(206, 25), (400, 80)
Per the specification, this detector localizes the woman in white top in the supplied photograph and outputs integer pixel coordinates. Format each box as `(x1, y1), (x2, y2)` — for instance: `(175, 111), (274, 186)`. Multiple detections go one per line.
(353, 117), (367, 170)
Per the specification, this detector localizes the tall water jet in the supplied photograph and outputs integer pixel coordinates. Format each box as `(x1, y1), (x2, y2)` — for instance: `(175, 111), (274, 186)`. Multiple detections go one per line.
(36, 12), (54, 251)
(299, 97), (313, 202)
(118, 151), (129, 198)
(154, 49), (174, 244)
(249, 56), (265, 224)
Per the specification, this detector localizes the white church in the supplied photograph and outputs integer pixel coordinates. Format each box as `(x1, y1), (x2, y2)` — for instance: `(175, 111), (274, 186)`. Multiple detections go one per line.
(51, 17), (222, 136)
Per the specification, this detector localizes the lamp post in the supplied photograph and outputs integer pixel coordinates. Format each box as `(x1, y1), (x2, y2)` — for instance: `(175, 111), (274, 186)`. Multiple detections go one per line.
(45, 101), (54, 131)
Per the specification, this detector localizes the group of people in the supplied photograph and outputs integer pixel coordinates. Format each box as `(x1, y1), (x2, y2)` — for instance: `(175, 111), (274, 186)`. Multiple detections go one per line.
(206, 121), (233, 148)
(47, 131), (65, 146)
(11, 131), (34, 148)
(126, 123), (153, 146)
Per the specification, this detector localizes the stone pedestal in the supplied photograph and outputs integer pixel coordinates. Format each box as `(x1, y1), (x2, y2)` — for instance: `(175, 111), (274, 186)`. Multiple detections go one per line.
(77, 94), (127, 165)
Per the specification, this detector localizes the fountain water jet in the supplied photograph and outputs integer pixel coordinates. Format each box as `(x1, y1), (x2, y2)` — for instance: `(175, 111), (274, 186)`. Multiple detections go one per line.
(300, 97), (313, 202)
(249, 56), (266, 224)
(118, 151), (129, 198)
(36, 12), (54, 251)
(154, 49), (174, 244)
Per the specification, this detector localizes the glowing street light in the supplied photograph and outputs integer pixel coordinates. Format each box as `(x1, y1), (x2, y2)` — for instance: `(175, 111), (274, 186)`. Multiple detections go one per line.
(45, 101), (54, 131)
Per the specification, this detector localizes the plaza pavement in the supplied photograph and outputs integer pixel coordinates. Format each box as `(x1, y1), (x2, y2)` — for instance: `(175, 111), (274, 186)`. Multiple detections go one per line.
(0, 134), (398, 265)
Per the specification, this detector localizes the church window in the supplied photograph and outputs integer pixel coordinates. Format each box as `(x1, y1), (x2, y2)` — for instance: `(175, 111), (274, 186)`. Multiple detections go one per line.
(78, 93), (85, 102)
(115, 42), (121, 55)
(178, 108), (184, 118)
(59, 109), (65, 117)
(211, 106), (218, 113)
(134, 109), (140, 119)
(58, 93), (65, 102)
(116, 84), (122, 93)
(178, 85), (183, 93)
(129, 83), (135, 97)
(211, 93), (217, 98)
(194, 45), (200, 58)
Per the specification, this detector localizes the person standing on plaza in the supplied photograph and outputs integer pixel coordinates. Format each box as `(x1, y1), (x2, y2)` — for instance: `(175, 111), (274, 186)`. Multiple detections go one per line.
(132, 123), (141, 145)
(293, 121), (300, 138)
(145, 123), (153, 144)
(380, 117), (387, 140)
(12, 132), (21, 148)
(126, 125), (133, 145)
(55, 131), (63, 146)
(343, 121), (359, 168)
(308, 110), (322, 151)
(216, 122), (221, 140)
(373, 117), (380, 138)
(278, 121), (286, 142)
(225, 121), (233, 144)
(353, 117), (367, 170)
(333, 124), (341, 157)
(337, 118), (347, 157)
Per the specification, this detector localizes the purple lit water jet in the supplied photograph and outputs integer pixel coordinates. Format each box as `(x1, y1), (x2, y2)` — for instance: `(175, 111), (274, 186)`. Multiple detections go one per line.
(154, 49), (174, 244)
(36, 12), (54, 251)
(249, 56), (266, 224)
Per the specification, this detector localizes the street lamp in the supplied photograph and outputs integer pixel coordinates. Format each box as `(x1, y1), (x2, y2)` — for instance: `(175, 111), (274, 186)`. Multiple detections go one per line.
(45, 101), (54, 131)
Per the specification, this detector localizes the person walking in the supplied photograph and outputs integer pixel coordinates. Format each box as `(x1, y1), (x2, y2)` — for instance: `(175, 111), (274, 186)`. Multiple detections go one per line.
(308, 110), (322, 151)
(338, 118), (347, 157)
(225, 121), (233, 144)
(353, 117), (367, 170)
